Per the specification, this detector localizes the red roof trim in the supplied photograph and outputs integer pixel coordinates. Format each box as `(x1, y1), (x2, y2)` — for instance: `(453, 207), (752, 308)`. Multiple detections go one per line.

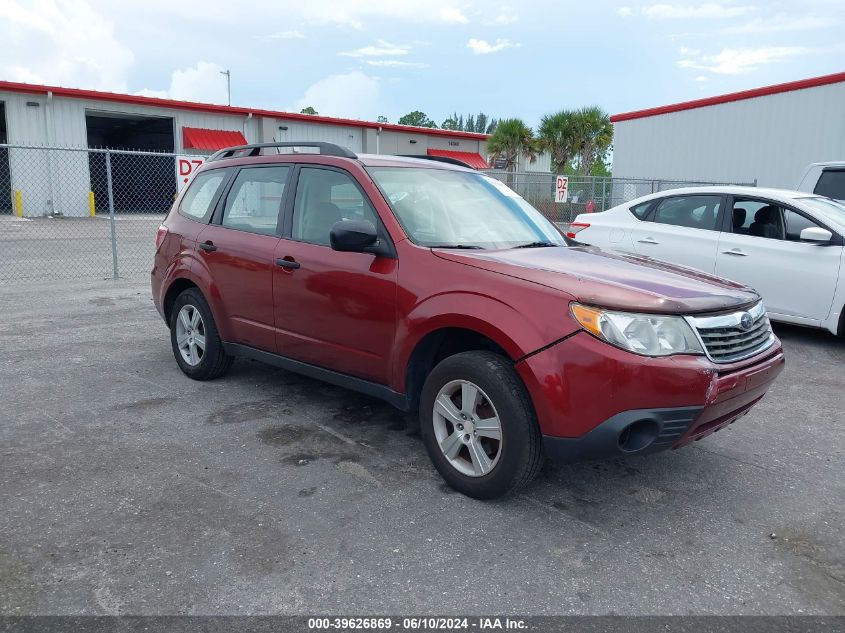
(0, 80), (490, 141)
(182, 127), (247, 151)
(426, 148), (489, 169)
(611, 71), (845, 123)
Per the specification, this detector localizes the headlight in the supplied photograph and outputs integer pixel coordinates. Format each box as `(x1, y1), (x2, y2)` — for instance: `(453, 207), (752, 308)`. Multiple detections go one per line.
(571, 303), (704, 357)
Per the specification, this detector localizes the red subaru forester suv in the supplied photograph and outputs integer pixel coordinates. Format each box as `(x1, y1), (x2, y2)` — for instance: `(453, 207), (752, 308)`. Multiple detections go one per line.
(152, 142), (784, 499)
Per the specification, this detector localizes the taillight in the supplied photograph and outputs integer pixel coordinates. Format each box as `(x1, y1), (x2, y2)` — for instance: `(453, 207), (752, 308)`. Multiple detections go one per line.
(566, 222), (590, 239)
(155, 225), (169, 250)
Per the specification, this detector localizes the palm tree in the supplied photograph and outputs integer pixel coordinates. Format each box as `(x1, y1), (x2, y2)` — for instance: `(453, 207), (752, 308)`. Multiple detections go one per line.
(537, 109), (578, 173)
(571, 106), (613, 176)
(486, 118), (537, 172)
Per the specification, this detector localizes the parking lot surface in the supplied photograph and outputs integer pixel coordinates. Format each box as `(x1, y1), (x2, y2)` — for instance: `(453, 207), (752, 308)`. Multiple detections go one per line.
(0, 279), (843, 615)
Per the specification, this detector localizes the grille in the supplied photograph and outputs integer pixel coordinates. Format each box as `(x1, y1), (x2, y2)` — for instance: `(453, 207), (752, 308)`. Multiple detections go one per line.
(689, 302), (775, 363)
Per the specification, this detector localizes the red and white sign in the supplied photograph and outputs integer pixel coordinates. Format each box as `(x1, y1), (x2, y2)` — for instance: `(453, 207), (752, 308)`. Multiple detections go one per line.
(176, 156), (205, 190)
(554, 175), (569, 203)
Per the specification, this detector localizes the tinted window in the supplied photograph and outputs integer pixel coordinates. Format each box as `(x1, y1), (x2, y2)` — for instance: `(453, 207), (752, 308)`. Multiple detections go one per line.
(652, 195), (721, 231)
(292, 168), (378, 246)
(221, 166), (289, 236)
(784, 209), (822, 242)
(629, 200), (652, 220)
(730, 198), (784, 240)
(813, 169), (845, 200)
(179, 170), (226, 221)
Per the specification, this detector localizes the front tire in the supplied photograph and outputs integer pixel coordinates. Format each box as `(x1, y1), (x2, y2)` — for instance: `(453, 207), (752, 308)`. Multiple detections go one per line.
(419, 351), (543, 499)
(169, 288), (233, 380)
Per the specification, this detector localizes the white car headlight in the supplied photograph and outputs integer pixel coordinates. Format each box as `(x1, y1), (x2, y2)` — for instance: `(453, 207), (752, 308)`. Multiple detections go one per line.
(571, 303), (704, 357)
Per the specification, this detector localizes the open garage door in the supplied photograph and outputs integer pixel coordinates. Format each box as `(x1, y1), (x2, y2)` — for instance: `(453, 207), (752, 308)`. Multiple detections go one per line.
(86, 111), (176, 213)
(0, 103), (11, 213)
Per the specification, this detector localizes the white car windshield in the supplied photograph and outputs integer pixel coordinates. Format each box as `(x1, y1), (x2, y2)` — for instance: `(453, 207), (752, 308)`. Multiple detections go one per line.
(367, 167), (566, 249)
(799, 197), (845, 228)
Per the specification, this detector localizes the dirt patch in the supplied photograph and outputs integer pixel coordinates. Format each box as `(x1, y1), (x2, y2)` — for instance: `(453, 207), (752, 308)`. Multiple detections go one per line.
(206, 399), (295, 425)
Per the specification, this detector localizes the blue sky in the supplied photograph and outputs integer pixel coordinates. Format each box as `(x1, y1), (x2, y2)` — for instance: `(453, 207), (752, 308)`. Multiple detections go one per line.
(2, 0), (842, 128)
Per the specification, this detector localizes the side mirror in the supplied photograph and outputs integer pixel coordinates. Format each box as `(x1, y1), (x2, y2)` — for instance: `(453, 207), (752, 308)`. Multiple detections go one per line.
(330, 219), (379, 253)
(800, 226), (833, 243)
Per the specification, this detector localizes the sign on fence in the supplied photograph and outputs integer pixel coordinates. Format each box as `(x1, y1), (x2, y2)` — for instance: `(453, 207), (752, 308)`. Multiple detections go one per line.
(554, 175), (569, 203)
(176, 156), (205, 191)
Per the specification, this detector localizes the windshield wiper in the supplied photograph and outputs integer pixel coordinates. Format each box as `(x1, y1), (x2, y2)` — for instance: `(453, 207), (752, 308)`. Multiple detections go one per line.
(429, 244), (485, 250)
(512, 241), (560, 249)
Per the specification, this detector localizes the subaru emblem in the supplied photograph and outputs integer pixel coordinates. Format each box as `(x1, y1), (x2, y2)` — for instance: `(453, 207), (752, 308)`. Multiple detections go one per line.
(739, 312), (753, 330)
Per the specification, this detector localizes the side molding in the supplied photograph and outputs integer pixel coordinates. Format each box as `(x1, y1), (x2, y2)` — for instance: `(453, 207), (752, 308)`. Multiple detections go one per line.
(223, 343), (411, 411)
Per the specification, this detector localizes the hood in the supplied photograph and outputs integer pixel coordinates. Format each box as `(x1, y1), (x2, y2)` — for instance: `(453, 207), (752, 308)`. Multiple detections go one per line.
(433, 246), (759, 314)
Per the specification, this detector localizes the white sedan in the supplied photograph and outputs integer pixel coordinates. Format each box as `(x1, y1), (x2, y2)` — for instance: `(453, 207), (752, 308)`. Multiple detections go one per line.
(569, 186), (845, 335)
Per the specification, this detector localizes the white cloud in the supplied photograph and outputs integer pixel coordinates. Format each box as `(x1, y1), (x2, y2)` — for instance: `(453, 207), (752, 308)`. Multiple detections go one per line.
(0, 0), (134, 91)
(261, 30), (306, 40)
(294, 71), (380, 119)
(137, 61), (229, 103)
(695, 75), (710, 81)
(440, 7), (469, 23)
(617, 6), (634, 16)
(490, 7), (518, 24)
(676, 46), (811, 74)
(722, 14), (834, 34)
(339, 40), (410, 57)
(641, 3), (754, 19)
(466, 38), (519, 55)
(365, 60), (429, 68)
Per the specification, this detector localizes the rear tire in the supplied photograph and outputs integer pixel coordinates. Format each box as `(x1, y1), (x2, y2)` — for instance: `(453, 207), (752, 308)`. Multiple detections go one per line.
(169, 288), (233, 380)
(419, 351), (543, 499)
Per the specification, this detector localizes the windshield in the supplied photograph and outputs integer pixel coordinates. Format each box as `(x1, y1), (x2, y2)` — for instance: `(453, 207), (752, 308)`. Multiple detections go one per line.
(367, 167), (567, 249)
(798, 197), (845, 228)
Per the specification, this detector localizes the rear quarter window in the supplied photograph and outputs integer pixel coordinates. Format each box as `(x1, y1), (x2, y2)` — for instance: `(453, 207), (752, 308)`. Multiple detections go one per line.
(813, 169), (845, 200)
(179, 170), (227, 221)
(629, 201), (652, 219)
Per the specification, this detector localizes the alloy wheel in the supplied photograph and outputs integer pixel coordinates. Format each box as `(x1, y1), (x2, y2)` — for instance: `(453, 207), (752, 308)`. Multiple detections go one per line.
(175, 304), (206, 366)
(432, 379), (503, 477)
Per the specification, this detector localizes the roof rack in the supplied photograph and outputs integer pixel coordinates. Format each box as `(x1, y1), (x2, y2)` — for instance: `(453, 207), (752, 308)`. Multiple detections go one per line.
(208, 142), (357, 162)
(398, 154), (475, 169)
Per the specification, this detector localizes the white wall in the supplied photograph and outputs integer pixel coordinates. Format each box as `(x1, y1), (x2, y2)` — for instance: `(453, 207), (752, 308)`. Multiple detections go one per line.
(274, 119), (363, 153)
(612, 81), (845, 188)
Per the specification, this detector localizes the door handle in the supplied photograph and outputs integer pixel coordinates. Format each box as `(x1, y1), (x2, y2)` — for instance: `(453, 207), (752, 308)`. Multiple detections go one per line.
(198, 241), (217, 252)
(637, 238), (659, 244)
(721, 249), (748, 256)
(276, 258), (301, 270)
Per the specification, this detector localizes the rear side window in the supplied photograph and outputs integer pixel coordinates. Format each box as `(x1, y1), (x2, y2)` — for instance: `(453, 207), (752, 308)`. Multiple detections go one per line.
(629, 201), (652, 219)
(813, 169), (845, 200)
(652, 195), (722, 231)
(221, 166), (290, 236)
(179, 170), (226, 221)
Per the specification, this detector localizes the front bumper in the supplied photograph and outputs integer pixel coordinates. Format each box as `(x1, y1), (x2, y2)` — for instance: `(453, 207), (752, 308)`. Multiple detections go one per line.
(515, 331), (785, 463)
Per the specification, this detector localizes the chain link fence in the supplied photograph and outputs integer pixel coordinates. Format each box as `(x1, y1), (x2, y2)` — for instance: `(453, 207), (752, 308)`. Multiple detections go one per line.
(482, 170), (756, 225)
(0, 144), (181, 283)
(0, 144), (757, 284)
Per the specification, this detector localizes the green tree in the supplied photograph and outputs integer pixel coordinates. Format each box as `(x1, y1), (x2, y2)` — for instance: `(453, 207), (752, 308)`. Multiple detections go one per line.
(486, 118), (537, 172)
(475, 113), (488, 134)
(537, 109), (578, 173)
(376, 115), (389, 123)
(442, 112), (497, 133)
(571, 106), (613, 176)
(398, 111), (437, 128)
(299, 106), (318, 115)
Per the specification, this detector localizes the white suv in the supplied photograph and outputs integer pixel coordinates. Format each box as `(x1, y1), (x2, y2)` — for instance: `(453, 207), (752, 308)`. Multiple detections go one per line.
(570, 186), (845, 335)
(796, 162), (845, 200)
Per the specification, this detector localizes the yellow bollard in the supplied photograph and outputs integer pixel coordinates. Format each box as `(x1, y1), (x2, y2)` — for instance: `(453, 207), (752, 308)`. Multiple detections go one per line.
(89, 191), (96, 217)
(13, 190), (23, 218)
